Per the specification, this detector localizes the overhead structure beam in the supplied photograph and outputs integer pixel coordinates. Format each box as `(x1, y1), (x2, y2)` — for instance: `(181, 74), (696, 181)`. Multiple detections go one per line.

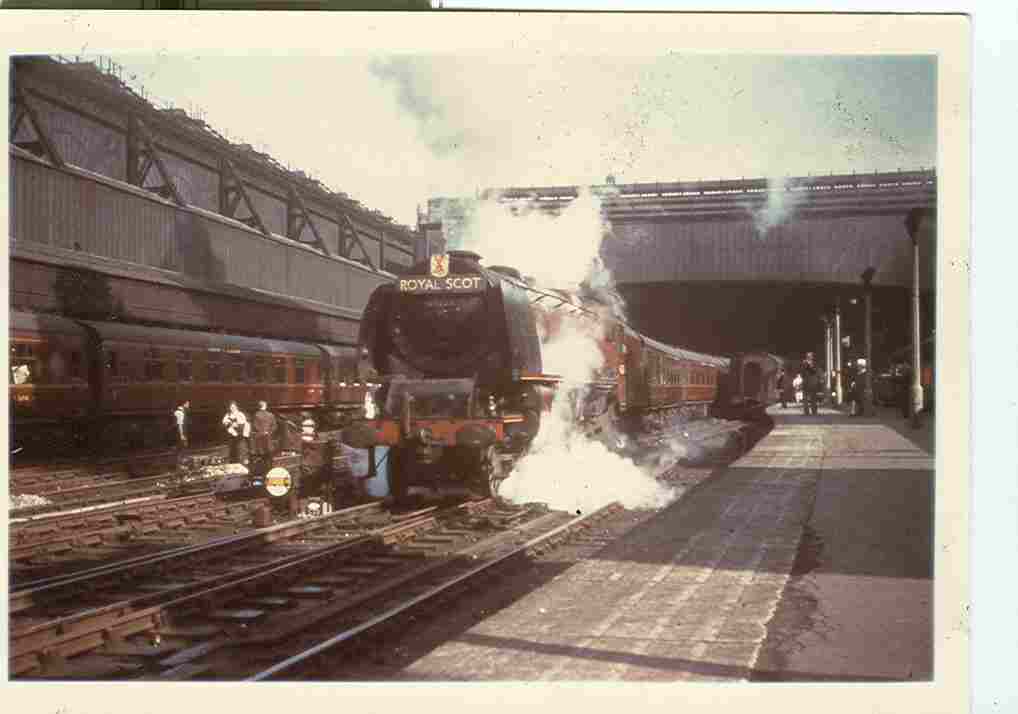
(10, 84), (65, 168)
(219, 157), (270, 237)
(126, 116), (185, 207)
(286, 184), (331, 256)
(337, 210), (376, 270)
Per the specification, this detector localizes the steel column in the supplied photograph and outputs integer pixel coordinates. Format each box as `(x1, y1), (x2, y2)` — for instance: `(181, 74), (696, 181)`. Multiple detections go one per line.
(834, 300), (843, 406)
(338, 211), (376, 270)
(823, 316), (833, 395)
(861, 267), (876, 416)
(219, 157), (270, 236)
(906, 209), (925, 427)
(286, 184), (331, 256)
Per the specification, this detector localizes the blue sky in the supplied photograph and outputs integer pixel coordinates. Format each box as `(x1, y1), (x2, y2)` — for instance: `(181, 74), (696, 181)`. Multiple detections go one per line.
(110, 52), (935, 225)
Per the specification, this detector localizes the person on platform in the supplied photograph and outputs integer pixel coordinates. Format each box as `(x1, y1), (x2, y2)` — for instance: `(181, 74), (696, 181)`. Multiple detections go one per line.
(792, 373), (804, 405)
(800, 353), (822, 416)
(300, 412), (317, 443)
(222, 401), (250, 463)
(250, 400), (278, 468)
(777, 370), (788, 409)
(849, 358), (868, 416)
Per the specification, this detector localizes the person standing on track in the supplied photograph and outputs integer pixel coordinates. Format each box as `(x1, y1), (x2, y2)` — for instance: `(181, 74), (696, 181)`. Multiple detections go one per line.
(222, 401), (250, 463)
(174, 400), (190, 448)
(250, 400), (278, 471)
(300, 411), (317, 443)
(173, 400), (191, 466)
(800, 353), (822, 416)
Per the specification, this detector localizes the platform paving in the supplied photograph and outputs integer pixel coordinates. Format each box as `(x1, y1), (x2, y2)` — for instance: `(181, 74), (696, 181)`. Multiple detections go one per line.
(396, 405), (934, 681)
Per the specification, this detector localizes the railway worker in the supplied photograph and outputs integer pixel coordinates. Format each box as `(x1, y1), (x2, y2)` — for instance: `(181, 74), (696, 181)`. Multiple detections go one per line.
(300, 412), (317, 443)
(173, 400), (191, 464)
(250, 400), (278, 468)
(222, 401), (250, 463)
(11, 363), (31, 384)
(173, 400), (190, 446)
(800, 353), (822, 416)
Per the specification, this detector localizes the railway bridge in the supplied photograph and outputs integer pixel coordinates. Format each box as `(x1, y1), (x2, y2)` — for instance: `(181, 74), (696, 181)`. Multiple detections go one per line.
(9, 56), (425, 346)
(427, 171), (936, 359)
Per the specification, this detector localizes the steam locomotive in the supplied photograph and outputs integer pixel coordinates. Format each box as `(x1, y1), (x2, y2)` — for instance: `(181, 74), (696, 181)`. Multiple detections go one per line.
(343, 250), (729, 500)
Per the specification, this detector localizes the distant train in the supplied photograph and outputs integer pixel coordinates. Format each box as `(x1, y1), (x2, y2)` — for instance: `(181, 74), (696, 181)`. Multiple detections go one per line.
(9, 310), (367, 454)
(715, 351), (787, 418)
(343, 250), (730, 500)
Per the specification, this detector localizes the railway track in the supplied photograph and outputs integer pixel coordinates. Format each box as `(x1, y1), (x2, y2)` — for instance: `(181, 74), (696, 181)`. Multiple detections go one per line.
(10, 494), (270, 584)
(248, 501), (623, 682)
(11, 444), (227, 493)
(9, 454), (237, 521)
(9, 498), (616, 681)
(10, 499), (434, 677)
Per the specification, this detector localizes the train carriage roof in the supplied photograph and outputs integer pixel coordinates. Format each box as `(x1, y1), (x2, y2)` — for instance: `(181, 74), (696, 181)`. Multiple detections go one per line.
(9, 311), (90, 339)
(80, 321), (321, 357)
(638, 333), (731, 369)
(318, 344), (359, 360)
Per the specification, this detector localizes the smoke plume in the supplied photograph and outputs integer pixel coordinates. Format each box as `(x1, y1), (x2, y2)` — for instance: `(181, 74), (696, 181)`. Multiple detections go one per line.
(449, 191), (680, 512)
(750, 176), (805, 237)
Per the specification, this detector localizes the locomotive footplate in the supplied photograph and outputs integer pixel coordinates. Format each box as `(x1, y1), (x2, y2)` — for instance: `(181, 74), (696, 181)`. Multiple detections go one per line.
(342, 377), (523, 451)
(338, 377), (524, 501)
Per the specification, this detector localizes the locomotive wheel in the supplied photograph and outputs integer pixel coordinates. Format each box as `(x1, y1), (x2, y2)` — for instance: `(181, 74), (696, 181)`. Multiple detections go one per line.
(477, 445), (506, 499)
(387, 446), (410, 503)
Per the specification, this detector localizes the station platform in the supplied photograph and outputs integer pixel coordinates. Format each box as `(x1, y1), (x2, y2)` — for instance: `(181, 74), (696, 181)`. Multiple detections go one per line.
(389, 404), (934, 681)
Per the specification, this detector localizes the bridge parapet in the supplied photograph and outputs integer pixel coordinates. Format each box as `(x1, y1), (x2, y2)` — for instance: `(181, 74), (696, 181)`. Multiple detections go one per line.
(430, 171), (936, 290)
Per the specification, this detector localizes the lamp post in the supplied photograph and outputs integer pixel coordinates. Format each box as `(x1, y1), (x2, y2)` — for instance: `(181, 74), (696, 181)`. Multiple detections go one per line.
(861, 267), (876, 417)
(833, 298), (843, 406)
(905, 209), (925, 428)
(822, 314), (833, 396)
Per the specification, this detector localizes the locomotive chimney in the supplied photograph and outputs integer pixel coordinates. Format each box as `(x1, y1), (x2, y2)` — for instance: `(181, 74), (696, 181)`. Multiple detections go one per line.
(488, 265), (523, 280)
(447, 249), (482, 264)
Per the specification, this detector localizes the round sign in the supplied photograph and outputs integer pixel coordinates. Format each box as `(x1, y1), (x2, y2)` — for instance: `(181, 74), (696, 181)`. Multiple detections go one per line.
(265, 467), (292, 497)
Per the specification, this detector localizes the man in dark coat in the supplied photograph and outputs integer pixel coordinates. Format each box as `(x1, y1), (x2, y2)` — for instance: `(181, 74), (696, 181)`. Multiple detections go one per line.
(800, 353), (822, 416)
(250, 401), (278, 467)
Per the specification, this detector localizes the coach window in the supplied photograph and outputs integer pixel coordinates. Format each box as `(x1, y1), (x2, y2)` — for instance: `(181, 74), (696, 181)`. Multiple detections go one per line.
(144, 347), (163, 381)
(208, 355), (221, 382)
(253, 356), (267, 383)
(273, 356), (286, 384)
(230, 354), (245, 383)
(104, 349), (120, 380)
(207, 353), (222, 382)
(177, 350), (193, 382)
(295, 358), (307, 384)
(68, 350), (83, 381)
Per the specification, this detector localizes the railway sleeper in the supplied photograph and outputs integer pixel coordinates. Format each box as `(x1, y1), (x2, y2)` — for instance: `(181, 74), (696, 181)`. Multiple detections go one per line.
(12, 612), (161, 677)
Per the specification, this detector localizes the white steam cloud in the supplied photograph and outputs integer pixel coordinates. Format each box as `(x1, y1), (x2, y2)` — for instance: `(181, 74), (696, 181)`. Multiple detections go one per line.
(500, 395), (677, 513)
(451, 190), (609, 291)
(750, 177), (805, 236)
(446, 192), (679, 512)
